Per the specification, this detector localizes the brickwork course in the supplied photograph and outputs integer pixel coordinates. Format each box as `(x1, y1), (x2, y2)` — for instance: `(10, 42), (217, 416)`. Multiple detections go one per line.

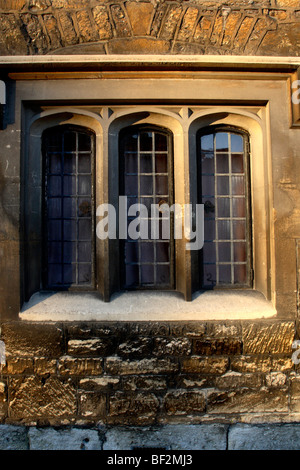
(0, 320), (298, 428)
(0, 0), (299, 56)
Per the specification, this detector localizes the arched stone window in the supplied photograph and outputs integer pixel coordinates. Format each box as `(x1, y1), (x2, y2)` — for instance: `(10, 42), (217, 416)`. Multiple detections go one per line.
(197, 126), (252, 289)
(42, 125), (95, 290)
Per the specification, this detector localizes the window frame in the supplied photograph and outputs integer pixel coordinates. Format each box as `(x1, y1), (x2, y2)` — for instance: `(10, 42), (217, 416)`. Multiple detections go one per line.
(196, 125), (253, 291)
(118, 124), (175, 291)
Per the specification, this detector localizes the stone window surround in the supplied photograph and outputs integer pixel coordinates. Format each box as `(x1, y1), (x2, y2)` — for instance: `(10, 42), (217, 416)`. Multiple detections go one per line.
(5, 54), (298, 320)
(24, 103), (270, 317)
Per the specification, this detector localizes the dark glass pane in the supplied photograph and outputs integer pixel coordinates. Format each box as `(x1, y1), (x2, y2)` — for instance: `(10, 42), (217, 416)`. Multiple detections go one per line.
(203, 264), (216, 287)
(78, 175), (91, 196)
(63, 242), (76, 263)
(78, 264), (92, 284)
(218, 220), (230, 240)
(140, 242), (154, 262)
(48, 220), (61, 240)
(232, 198), (246, 218)
(124, 133), (138, 152)
(141, 264), (154, 284)
(78, 198), (91, 217)
(201, 152), (214, 174)
(231, 134), (243, 153)
(78, 218), (92, 240)
(48, 264), (62, 285)
(216, 133), (228, 151)
(63, 220), (76, 241)
(140, 196), (154, 211)
(231, 154), (244, 174)
(156, 175), (168, 195)
(203, 241), (216, 264)
(234, 242), (247, 262)
(63, 176), (76, 196)
(49, 154), (61, 174)
(140, 175), (153, 196)
(232, 175), (245, 195)
(156, 265), (170, 285)
(126, 264), (139, 286)
(46, 133), (62, 152)
(219, 264), (231, 283)
(64, 154), (76, 173)
(63, 263), (76, 284)
(63, 198), (76, 218)
(48, 242), (62, 264)
(78, 132), (91, 151)
(217, 176), (229, 195)
(140, 153), (153, 173)
(216, 154), (229, 174)
(155, 133), (167, 151)
(155, 153), (168, 173)
(218, 242), (231, 262)
(48, 198), (62, 218)
(125, 242), (138, 263)
(64, 132), (76, 152)
(48, 176), (61, 196)
(78, 241), (92, 262)
(233, 220), (246, 240)
(140, 132), (153, 151)
(125, 175), (138, 196)
(156, 242), (169, 262)
(234, 264), (247, 284)
(204, 219), (215, 241)
(201, 134), (214, 151)
(125, 153), (138, 174)
(218, 197), (230, 218)
(203, 198), (215, 216)
(202, 175), (214, 196)
(78, 153), (91, 174)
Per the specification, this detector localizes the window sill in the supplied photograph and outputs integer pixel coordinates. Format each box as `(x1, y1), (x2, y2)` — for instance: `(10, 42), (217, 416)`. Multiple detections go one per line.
(19, 289), (276, 322)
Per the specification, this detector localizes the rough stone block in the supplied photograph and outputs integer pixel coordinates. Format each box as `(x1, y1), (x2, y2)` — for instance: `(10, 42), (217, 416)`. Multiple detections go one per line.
(164, 390), (205, 415)
(122, 376), (167, 391)
(1, 322), (64, 357)
(79, 376), (120, 391)
(92, 5), (112, 40)
(153, 337), (192, 356)
(110, 4), (131, 37)
(228, 424), (300, 450)
(160, 5), (182, 40)
(215, 371), (262, 389)
(106, 357), (179, 376)
(67, 338), (114, 357)
(108, 392), (159, 425)
(242, 322), (295, 354)
(207, 387), (289, 414)
(117, 337), (152, 358)
(181, 356), (229, 375)
(103, 424), (228, 450)
(28, 427), (102, 450)
(0, 425), (28, 450)
(126, 1), (154, 36)
(79, 391), (106, 419)
(9, 376), (77, 421)
(58, 356), (103, 376)
(194, 338), (242, 355)
(231, 355), (273, 373)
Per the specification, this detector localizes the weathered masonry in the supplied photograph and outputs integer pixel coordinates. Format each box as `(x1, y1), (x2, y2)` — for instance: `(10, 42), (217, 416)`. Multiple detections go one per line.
(0, 0), (300, 450)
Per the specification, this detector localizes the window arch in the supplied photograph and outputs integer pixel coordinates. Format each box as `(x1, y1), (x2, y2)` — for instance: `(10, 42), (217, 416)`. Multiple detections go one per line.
(42, 124), (96, 290)
(119, 125), (175, 290)
(197, 126), (252, 289)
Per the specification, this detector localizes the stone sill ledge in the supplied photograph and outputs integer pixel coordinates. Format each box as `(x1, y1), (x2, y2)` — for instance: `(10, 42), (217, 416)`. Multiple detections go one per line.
(20, 289), (277, 322)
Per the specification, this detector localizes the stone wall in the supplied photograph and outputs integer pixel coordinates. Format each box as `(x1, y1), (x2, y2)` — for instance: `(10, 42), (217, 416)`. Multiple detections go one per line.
(0, 319), (298, 431)
(0, 0), (299, 56)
